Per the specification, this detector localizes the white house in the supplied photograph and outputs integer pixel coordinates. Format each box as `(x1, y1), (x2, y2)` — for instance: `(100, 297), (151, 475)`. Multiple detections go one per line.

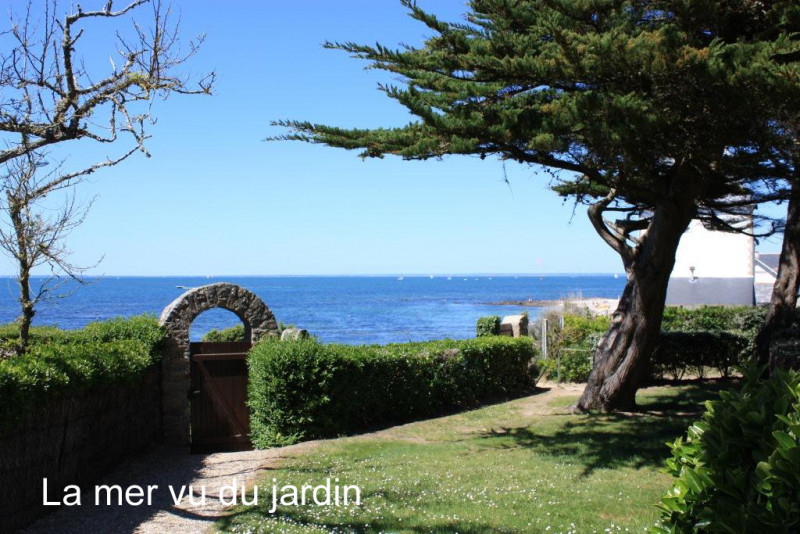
(665, 219), (764, 306)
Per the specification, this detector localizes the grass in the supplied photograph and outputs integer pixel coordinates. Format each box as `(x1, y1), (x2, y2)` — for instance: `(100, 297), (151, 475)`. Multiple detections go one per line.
(216, 380), (731, 534)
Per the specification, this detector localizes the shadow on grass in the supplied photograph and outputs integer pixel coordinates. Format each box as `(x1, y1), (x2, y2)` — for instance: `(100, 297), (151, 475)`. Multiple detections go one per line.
(639, 377), (738, 414)
(477, 379), (734, 478)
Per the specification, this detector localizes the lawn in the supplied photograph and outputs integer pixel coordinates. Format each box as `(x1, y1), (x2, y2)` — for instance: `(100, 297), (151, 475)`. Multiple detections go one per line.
(216, 381), (731, 534)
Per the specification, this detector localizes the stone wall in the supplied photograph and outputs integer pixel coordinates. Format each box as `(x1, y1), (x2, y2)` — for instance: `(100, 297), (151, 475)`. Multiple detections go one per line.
(0, 366), (161, 531)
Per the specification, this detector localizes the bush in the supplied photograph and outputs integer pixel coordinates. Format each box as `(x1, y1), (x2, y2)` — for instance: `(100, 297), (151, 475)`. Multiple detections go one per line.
(539, 314), (606, 382)
(476, 315), (501, 337)
(651, 331), (751, 381)
(655, 369), (800, 532)
(541, 349), (594, 383)
(248, 336), (537, 447)
(0, 315), (165, 431)
(661, 306), (767, 334)
(542, 308), (763, 383)
(203, 324), (246, 342)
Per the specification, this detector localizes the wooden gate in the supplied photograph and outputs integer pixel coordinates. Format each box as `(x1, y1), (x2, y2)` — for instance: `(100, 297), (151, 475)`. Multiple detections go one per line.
(189, 341), (253, 453)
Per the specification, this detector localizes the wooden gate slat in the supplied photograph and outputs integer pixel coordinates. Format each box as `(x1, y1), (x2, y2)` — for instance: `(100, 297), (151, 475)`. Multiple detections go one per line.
(195, 359), (250, 438)
(189, 341), (252, 453)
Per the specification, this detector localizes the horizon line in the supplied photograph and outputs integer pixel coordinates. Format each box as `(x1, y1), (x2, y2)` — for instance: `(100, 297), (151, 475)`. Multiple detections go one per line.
(0, 272), (623, 278)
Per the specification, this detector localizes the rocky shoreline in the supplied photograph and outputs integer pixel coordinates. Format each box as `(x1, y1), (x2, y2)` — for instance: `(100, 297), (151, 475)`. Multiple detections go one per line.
(487, 299), (557, 307)
(487, 297), (619, 316)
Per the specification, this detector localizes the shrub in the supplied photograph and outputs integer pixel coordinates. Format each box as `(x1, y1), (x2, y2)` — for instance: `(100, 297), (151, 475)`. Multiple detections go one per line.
(476, 315), (501, 337)
(651, 331), (751, 381)
(248, 336), (537, 447)
(661, 305), (767, 334)
(655, 369), (800, 532)
(541, 349), (594, 383)
(542, 308), (763, 383)
(540, 314), (606, 382)
(769, 324), (800, 371)
(202, 321), (300, 342)
(203, 324), (246, 342)
(0, 315), (165, 431)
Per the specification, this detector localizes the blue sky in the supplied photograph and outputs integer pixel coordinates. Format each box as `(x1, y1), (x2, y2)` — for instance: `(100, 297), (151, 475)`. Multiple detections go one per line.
(0, 1), (784, 276)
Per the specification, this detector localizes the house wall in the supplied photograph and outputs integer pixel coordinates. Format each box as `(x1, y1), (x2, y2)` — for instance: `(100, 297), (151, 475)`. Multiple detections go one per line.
(672, 220), (754, 279)
(667, 220), (755, 306)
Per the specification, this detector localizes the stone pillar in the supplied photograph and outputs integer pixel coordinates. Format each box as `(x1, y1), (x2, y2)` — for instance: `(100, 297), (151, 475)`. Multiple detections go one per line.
(501, 314), (529, 338)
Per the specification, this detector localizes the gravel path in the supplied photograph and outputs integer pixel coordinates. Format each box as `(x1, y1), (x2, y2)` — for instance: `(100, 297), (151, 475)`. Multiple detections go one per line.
(24, 441), (318, 534)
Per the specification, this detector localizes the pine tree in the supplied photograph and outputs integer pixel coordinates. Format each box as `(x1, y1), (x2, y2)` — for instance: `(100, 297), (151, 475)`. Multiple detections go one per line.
(274, 1), (800, 411)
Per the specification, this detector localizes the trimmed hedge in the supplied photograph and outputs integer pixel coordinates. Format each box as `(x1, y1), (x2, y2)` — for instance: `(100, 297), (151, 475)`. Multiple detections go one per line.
(476, 315), (501, 337)
(542, 307), (766, 382)
(654, 306), (764, 381)
(661, 305), (767, 334)
(0, 315), (165, 431)
(651, 331), (750, 380)
(248, 336), (537, 447)
(656, 369), (800, 531)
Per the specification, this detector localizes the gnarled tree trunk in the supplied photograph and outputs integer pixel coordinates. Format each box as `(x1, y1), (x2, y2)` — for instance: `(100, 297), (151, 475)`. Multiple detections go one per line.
(575, 202), (693, 412)
(756, 181), (800, 371)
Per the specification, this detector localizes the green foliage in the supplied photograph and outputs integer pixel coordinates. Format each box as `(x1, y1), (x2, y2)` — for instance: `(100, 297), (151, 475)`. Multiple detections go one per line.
(654, 306), (767, 380)
(275, 2), (800, 232)
(661, 306), (767, 336)
(203, 324), (246, 342)
(541, 314), (608, 382)
(541, 308), (764, 382)
(476, 315), (500, 337)
(201, 321), (299, 342)
(652, 331), (750, 381)
(559, 314), (611, 345)
(656, 369), (800, 532)
(542, 349), (594, 383)
(247, 336), (537, 447)
(0, 315), (165, 431)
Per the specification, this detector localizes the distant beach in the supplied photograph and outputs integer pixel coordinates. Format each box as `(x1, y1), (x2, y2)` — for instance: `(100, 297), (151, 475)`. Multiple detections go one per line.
(487, 297), (620, 316)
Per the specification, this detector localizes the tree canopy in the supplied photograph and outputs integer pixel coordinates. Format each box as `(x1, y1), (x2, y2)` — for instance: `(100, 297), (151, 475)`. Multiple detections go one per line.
(278, 0), (800, 243)
(275, 0), (800, 411)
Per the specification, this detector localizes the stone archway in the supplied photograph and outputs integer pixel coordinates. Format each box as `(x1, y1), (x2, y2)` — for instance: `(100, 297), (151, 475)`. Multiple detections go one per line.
(159, 283), (278, 445)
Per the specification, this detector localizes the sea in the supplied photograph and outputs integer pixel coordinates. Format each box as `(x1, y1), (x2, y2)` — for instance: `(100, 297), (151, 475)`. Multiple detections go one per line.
(0, 275), (625, 344)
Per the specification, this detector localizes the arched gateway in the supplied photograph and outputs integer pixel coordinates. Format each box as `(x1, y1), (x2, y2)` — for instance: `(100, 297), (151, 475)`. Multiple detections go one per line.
(159, 283), (278, 446)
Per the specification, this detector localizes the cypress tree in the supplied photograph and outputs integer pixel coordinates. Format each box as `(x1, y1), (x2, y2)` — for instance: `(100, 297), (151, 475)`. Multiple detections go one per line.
(274, 1), (800, 411)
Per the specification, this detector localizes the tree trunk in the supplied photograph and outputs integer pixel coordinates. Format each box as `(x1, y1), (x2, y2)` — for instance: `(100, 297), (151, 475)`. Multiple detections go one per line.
(9, 199), (33, 355)
(575, 204), (693, 412)
(756, 181), (800, 371)
(17, 269), (34, 354)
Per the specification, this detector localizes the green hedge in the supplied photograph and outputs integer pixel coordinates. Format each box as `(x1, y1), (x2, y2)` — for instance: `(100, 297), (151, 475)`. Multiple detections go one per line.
(0, 315), (165, 430)
(476, 315), (501, 337)
(651, 331), (751, 380)
(661, 306), (767, 334)
(248, 336), (537, 447)
(656, 369), (800, 531)
(542, 307), (765, 383)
